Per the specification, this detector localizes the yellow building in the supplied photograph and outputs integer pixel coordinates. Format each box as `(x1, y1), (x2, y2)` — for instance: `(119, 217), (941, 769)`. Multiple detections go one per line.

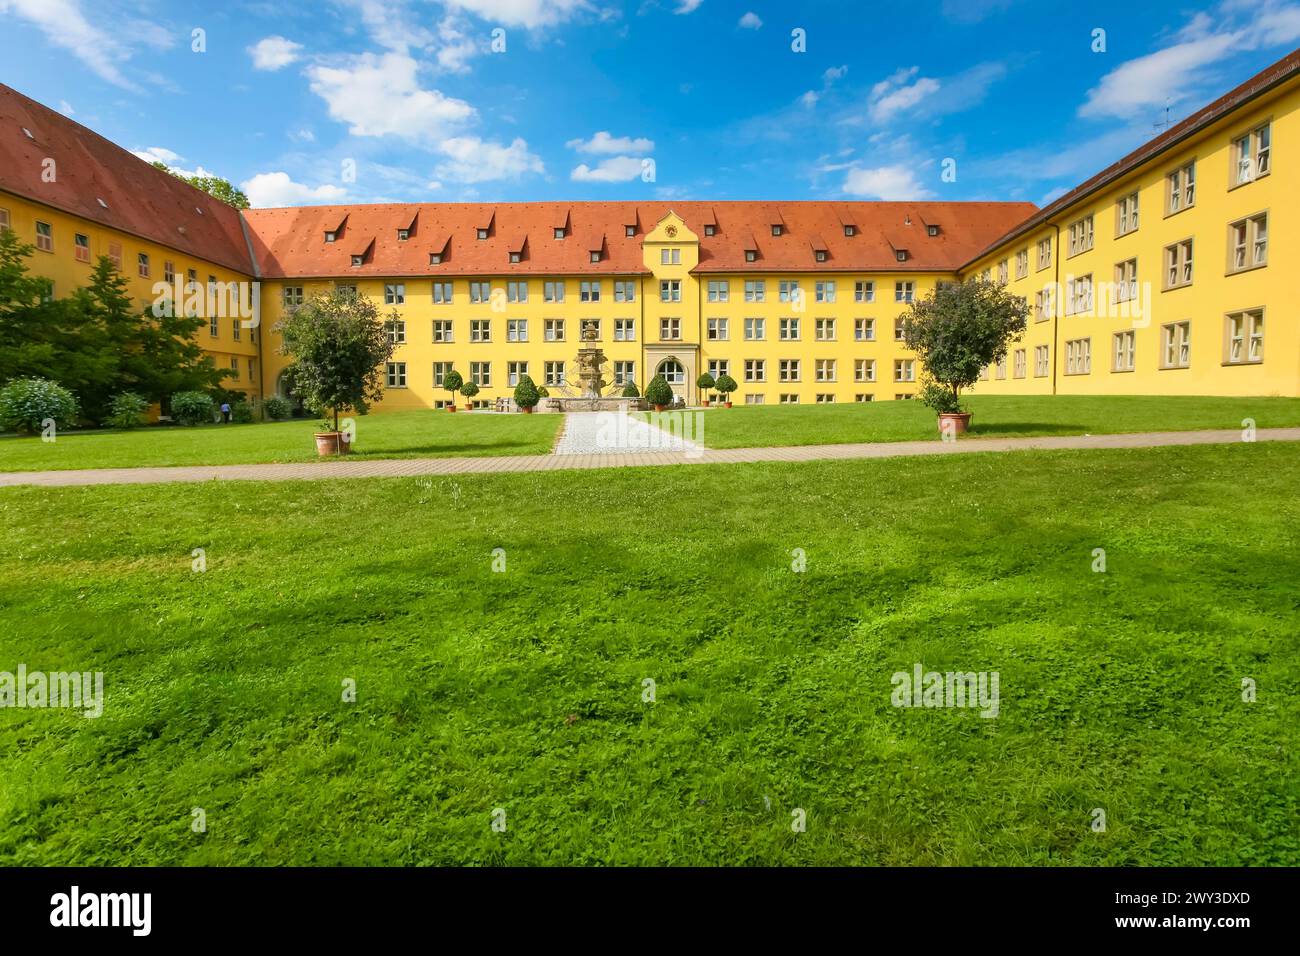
(2, 47), (1299, 414)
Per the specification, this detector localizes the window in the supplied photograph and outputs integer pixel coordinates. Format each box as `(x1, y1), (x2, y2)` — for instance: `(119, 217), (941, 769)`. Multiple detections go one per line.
(625, 225), (636, 238)
(232, 318), (241, 342)
(1113, 331), (1136, 372)
(779, 359), (800, 382)
(614, 361), (636, 385)
(707, 359), (729, 380)
(1036, 237), (1052, 271)
(854, 318), (875, 341)
(746, 394), (766, 405)
(1034, 345), (1050, 377)
(815, 318), (836, 341)
(614, 318), (636, 341)
(386, 319), (406, 344)
(854, 359), (876, 383)
(1066, 274), (1093, 315)
(538, 281), (562, 303)
(1015, 249), (1029, 280)
(507, 319), (528, 342)
(0, 208), (8, 231)
(894, 359), (915, 383)
(658, 359), (685, 384)
(229, 357), (240, 379)
(105, 242), (122, 270)
(614, 281), (636, 303)
(544, 361), (565, 387)
(386, 362), (406, 387)
(35, 221), (52, 252)
(544, 319), (565, 342)
(895, 250), (908, 263)
(982, 268), (992, 282)
(707, 280), (729, 302)
(1114, 259), (1138, 303)
(1161, 321), (1191, 369)
(282, 286), (304, 308)
(507, 281), (528, 303)
(779, 317), (800, 341)
(895, 281), (913, 303)
(397, 228), (410, 242)
(998, 259), (1009, 284)
(433, 281), (453, 304)
(1164, 240), (1194, 289)
(1116, 191), (1139, 236)
(815, 281), (836, 303)
(894, 394), (914, 401)
(507, 361), (529, 387)
(164, 260), (175, 283)
(704, 224), (716, 236)
(815, 250), (828, 263)
(385, 283), (405, 305)
(771, 224), (783, 237)
(351, 256), (364, 268)
(854, 280), (874, 303)
(470, 282), (490, 303)
(1224, 309), (1264, 365)
(778, 280), (800, 303)
(660, 318), (682, 340)
(1035, 286), (1054, 322)
(433, 320), (453, 343)
(815, 393), (835, 403)
(1231, 122), (1271, 186)
(995, 356), (1007, 380)
(336, 284), (357, 300)
(581, 319), (600, 341)
(1065, 338), (1091, 375)
(744, 280), (766, 302)
(433, 362), (453, 387)
(1228, 213), (1268, 273)
(470, 319), (491, 342)
(707, 317), (729, 340)
(855, 394), (874, 403)
(815, 359), (836, 382)
(844, 224), (856, 237)
(894, 318), (906, 342)
(744, 317), (765, 340)
(745, 250), (757, 262)
(1067, 215), (1094, 257)
(780, 394), (800, 404)
(660, 280), (682, 303)
(744, 359), (766, 382)
(470, 362), (491, 387)
(1013, 349), (1027, 378)
(580, 281), (600, 302)
(74, 233), (90, 263)
(477, 228), (489, 240)
(1167, 161), (1195, 214)
(429, 253), (442, 265)
(661, 247), (681, 265)
(554, 227), (565, 240)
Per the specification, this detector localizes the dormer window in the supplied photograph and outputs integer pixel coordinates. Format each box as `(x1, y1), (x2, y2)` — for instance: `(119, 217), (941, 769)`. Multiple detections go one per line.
(625, 225), (635, 237)
(927, 225), (939, 237)
(704, 224), (716, 236)
(554, 227), (565, 240)
(351, 255), (364, 267)
(896, 250), (908, 262)
(429, 253), (442, 265)
(510, 252), (521, 263)
(397, 229), (410, 241)
(771, 224), (783, 236)
(325, 231), (336, 243)
(745, 250), (757, 262)
(844, 225), (856, 237)
(815, 250), (827, 262)
(477, 228), (488, 240)
(590, 251), (601, 263)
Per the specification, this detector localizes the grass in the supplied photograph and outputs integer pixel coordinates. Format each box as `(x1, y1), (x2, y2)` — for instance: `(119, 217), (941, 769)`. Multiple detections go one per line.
(647, 395), (1300, 449)
(0, 410), (562, 472)
(1, 441), (1297, 865)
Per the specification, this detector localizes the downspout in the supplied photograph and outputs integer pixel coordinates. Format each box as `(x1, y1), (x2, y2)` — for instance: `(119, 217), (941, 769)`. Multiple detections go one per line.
(236, 210), (266, 405)
(1050, 221), (1062, 397)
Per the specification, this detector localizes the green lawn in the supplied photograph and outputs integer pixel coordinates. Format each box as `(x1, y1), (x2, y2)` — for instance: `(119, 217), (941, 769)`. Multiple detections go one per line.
(653, 395), (1300, 449)
(1, 442), (1297, 865)
(0, 410), (562, 472)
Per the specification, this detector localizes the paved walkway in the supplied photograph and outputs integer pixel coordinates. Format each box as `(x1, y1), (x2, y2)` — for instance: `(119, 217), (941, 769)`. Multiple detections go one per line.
(553, 410), (703, 456)
(1, 427), (1296, 488)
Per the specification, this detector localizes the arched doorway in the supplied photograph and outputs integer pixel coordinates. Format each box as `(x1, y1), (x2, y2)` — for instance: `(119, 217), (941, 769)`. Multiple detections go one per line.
(657, 358), (685, 385)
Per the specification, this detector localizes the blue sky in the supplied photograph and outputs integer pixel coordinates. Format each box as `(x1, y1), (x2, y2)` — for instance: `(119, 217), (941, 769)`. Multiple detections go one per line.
(2, 0), (1299, 207)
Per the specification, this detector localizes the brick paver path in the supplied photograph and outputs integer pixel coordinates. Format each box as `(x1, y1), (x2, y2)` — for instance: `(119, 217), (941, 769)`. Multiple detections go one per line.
(1, 427), (1295, 487)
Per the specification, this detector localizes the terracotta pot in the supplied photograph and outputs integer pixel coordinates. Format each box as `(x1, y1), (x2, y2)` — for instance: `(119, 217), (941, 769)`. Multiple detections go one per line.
(653, 404), (667, 412)
(725, 401), (733, 408)
(446, 405), (456, 412)
(937, 411), (972, 435)
(314, 432), (352, 456)
(522, 406), (534, 414)
(464, 403), (474, 411)
(703, 400), (711, 407)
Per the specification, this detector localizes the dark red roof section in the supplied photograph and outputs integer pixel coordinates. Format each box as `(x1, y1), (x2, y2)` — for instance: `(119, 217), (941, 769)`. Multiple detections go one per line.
(965, 45), (1300, 266)
(0, 83), (254, 274)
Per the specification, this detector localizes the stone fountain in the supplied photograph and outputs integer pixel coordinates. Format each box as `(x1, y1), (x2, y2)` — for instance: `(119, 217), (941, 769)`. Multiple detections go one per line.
(545, 321), (631, 412)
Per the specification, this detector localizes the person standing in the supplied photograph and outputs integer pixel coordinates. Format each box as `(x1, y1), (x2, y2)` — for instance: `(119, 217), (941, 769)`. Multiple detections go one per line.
(220, 401), (231, 424)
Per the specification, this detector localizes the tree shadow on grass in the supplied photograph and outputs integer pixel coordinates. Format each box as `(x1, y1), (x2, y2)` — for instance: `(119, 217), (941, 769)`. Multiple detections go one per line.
(354, 441), (543, 458)
(968, 423), (1091, 437)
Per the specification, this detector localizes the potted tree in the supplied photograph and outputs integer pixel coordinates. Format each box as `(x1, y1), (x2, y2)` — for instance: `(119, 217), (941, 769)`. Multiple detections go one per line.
(713, 373), (737, 408)
(442, 370), (463, 412)
(900, 277), (1029, 435)
(460, 380), (480, 410)
(696, 372), (715, 407)
(275, 287), (396, 455)
(644, 374), (674, 412)
(621, 381), (639, 399)
(514, 374), (540, 413)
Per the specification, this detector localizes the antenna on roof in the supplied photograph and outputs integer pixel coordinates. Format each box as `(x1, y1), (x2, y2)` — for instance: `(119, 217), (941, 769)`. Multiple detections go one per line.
(1153, 99), (1173, 133)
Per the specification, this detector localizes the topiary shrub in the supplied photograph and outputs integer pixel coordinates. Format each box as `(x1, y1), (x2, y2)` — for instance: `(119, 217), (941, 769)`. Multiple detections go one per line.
(106, 391), (149, 430)
(443, 370), (463, 407)
(644, 374), (674, 408)
(0, 377), (80, 434)
(696, 372), (715, 399)
(536, 385), (549, 399)
(713, 373), (737, 403)
(262, 395), (292, 421)
(459, 381), (480, 405)
(231, 400), (254, 424)
(621, 381), (640, 398)
(513, 374), (540, 409)
(170, 390), (215, 426)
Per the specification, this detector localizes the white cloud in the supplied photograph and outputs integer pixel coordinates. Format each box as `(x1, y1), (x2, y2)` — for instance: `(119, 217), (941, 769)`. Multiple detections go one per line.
(306, 52), (476, 140)
(0, 0), (138, 88)
(435, 136), (544, 183)
(131, 146), (184, 165)
(738, 11), (761, 29)
(675, 0), (704, 13)
(241, 172), (347, 208)
(566, 130), (654, 154)
(289, 129), (316, 143)
(571, 156), (647, 181)
(435, 15), (482, 73)
(824, 65), (848, 84)
(799, 91), (819, 109)
(869, 66), (942, 124)
(248, 36), (303, 71)
(444, 0), (596, 29)
(842, 164), (935, 200)
(58, 100), (74, 116)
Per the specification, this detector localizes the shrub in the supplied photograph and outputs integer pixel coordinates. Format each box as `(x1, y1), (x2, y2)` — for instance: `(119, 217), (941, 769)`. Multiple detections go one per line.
(170, 390), (215, 426)
(644, 374), (674, 408)
(459, 382), (480, 406)
(713, 374), (738, 400)
(536, 385), (550, 398)
(443, 370), (463, 407)
(0, 377), (79, 434)
(231, 400), (254, 424)
(106, 391), (149, 430)
(696, 372), (716, 395)
(513, 374), (540, 409)
(621, 381), (640, 398)
(262, 395), (292, 421)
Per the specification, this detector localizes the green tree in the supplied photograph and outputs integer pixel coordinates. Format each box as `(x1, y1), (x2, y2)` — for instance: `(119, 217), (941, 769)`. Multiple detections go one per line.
(513, 374), (540, 410)
(151, 162), (250, 209)
(275, 287), (396, 434)
(645, 374), (674, 408)
(713, 374), (737, 403)
(442, 370), (463, 408)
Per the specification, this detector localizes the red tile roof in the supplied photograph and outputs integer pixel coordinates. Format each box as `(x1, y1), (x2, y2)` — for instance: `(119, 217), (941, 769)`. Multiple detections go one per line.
(965, 45), (1300, 266)
(243, 200), (1036, 278)
(0, 83), (254, 274)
